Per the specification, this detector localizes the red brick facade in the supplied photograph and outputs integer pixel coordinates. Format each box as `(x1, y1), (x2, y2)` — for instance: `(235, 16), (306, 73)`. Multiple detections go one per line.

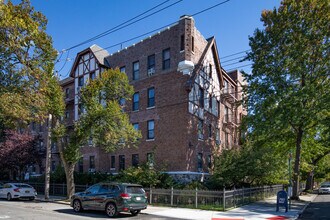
(47, 16), (246, 176)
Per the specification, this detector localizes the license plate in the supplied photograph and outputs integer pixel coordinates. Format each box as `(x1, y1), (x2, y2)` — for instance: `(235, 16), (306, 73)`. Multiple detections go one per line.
(136, 197), (141, 201)
(25, 191), (30, 193)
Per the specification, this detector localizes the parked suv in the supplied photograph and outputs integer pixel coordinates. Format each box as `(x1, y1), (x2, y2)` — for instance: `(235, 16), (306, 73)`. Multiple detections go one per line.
(70, 182), (147, 217)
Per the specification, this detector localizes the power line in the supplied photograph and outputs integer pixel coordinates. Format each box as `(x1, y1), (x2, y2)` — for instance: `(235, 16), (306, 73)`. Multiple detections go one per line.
(220, 49), (251, 59)
(57, 0), (234, 76)
(221, 55), (246, 63)
(89, 0), (232, 56)
(226, 63), (252, 71)
(65, 0), (182, 51)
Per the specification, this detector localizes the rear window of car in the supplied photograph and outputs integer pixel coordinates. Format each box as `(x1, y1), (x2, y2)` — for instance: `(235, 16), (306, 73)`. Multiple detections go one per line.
(14, 184), (32, 188)
(126, 186), (145, 194)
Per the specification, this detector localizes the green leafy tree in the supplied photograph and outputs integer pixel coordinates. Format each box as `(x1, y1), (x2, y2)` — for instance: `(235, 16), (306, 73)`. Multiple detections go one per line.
(210, 142), (286, 189)
(0, 0), (59, 130)
(301, 123), (330, 190)
(53, 69), (141, 198)
(243, 0), (330, 199)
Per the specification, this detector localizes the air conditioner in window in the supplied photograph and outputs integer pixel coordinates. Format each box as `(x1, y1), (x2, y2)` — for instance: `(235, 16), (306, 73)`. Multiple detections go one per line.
(147, 67), (155, 76)
(88, 168), (95, 173)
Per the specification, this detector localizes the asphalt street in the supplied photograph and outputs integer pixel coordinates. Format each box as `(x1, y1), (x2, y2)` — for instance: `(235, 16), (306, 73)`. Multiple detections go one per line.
(298, 194), (330, 220)
(0, 199), (181, 220)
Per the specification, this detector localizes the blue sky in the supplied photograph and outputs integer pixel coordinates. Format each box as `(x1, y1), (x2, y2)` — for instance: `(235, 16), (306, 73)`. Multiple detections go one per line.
(24, 0), (281, 79)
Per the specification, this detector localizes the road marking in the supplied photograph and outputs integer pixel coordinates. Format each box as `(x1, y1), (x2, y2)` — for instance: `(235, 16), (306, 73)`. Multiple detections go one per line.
(0, 216), (10, 219)
(212, 218), (244, 220)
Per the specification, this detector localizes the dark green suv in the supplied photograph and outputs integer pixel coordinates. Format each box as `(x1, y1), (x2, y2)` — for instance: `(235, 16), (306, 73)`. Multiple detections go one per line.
(70, 182), (147, 217)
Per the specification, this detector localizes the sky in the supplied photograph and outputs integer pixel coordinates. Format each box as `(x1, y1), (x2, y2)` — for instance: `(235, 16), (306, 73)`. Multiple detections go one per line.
(22, 0), (281, 79)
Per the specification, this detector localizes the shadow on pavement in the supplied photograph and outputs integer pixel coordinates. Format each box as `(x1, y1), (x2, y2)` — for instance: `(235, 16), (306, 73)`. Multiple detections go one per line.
(54, 208), (137, 219)
(298, 195), (330, 220)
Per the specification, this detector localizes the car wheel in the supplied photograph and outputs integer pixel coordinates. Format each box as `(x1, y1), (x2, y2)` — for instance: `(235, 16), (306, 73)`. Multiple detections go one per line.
(130, 210), (141, 216)
(73, 199), (83, 212)
(7, 193), (12, 201)
(105, 203), (117, 217)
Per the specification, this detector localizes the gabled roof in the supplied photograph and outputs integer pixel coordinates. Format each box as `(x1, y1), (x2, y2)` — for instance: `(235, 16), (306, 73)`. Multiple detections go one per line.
(185, 37), (224, 91)
(89, 44), (110, 66)
(69, 44), (110, 77)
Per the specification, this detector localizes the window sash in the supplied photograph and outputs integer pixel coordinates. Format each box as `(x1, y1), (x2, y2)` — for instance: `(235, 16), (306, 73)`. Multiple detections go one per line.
(133, 93), (139, 111)
(133, 61), (139, 80)
(148, 88), (155, 107)
(162, 49), (170, 70)
(147, 120), (155, 139)
(148, 54), (155, 69)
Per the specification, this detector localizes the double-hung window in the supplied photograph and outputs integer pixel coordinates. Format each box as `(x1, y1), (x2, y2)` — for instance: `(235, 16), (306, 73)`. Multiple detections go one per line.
(162, 48), (170, 70)
(119, 155), (125, 170)
(132, 92), (139, 111)
(111, 156), (115, 169)
(132, 154), (139, 167)
(147, 54), (155, 75)
(133, 61), (139, 80)
(147, 87), (155, 108)
(147, 120), (155, 139)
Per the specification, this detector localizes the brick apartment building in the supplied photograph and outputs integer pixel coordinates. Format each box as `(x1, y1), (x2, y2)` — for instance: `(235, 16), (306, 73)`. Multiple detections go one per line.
(30, 15), (246, 181)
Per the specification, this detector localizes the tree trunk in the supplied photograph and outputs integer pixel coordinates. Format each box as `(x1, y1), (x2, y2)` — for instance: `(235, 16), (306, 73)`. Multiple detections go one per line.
(44, 114), (52, 200)
(292, 127), (303, 200)
(63, 162), (75, 199)
(305, 171), (314, 191)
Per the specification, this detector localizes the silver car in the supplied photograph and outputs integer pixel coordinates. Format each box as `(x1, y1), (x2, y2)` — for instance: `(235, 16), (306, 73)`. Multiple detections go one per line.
(0, 183), (37, 201)
(318, 183), (330, 194)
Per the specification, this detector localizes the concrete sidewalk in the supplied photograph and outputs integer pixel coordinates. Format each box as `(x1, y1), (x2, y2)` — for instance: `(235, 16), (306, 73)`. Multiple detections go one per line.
(142, 194), (316, 220)
(36, 193), (317, 220)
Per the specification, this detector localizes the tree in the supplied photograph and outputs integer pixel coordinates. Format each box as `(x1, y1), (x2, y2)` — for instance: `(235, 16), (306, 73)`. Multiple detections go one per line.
(53, 69), (141, 199)
(243, 0), (330, 199)
(0, 0), (58, 130)
(301, 123), (330, 190)
(1, 0), (64, 200)
(0, 130), (41, 180)
(210, 141), (286, 189)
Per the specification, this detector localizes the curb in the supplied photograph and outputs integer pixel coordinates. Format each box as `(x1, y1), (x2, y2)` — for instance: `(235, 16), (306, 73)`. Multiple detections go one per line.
(294, 194), (317, 220)
(35, 197), (70, 206)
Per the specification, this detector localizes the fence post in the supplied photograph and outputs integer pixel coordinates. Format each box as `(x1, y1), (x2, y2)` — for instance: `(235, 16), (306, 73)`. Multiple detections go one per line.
(233, 186), (236, 208)
(149, 187), (152, 205)
(195, 188), (198, 209)
(171, 187), (173, 206)
(242, 186), (244, 205)
(223, 187), (226, 211)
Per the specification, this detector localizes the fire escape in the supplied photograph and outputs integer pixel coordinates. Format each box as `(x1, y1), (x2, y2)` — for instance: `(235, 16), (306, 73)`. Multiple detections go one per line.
(221, 87), (240, 149)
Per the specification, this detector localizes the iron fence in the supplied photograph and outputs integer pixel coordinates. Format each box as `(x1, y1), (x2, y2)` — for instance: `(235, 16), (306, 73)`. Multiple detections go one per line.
(145, 185), (283, 211)
(27, 182), (282, 211)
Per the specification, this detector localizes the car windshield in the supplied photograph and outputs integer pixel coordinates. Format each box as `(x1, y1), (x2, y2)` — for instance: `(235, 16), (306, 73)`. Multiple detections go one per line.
(14, 184), (32, 188)
(321, 184), (330, 188)
(126, 186), (145, 194)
